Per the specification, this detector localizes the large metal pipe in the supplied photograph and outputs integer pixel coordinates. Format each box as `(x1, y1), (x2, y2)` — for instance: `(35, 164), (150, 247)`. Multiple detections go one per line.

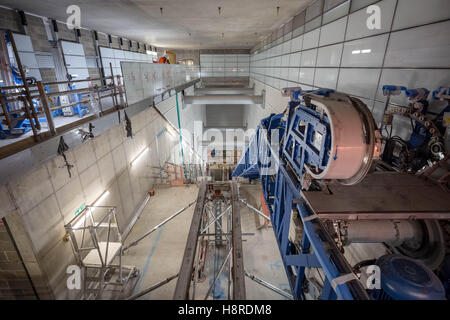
(245, 270), (294, 300)
(240, 198), (270, 221)
(122, 200), (197, 252)
(195, 88), (254, 95)
(184, 94), (263, 105)
(340, 220), (423, 247)
(127, 274), (179, 300)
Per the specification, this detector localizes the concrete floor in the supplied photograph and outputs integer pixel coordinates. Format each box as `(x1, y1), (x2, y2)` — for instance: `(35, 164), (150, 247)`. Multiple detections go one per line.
(121, 183), (289, 300)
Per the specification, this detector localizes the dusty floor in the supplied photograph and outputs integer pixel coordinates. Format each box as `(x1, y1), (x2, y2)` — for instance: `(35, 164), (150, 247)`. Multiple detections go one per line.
(122, 183), (289, 300)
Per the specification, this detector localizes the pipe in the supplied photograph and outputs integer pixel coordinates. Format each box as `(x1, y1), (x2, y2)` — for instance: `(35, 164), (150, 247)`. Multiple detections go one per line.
(245, 270), (293, 300)
(184, 94), (263, 105)
(340, 220), (423, 247)
(204, 249), (232, 300)
(201, 206), (231, 234)
(240, 198), (270, 221)
(127, 274), (179, 300)
(195, 88), (254, 95)
(122, 200), (197, 252)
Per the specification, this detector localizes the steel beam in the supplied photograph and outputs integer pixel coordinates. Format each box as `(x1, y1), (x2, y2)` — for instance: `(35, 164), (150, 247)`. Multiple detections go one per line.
(195, 88), (254, 95)
(184, 94), (263, 105)
(231, 179), (246, 300)
(173, 180), (207, 299)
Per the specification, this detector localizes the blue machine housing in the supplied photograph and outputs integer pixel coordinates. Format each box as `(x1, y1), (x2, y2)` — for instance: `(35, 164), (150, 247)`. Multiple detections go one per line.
(233, 113), (285, 206)
(233, 88), (370, 300)
(372, 255), (445, 300)
(283, 104), (331, 180)
(232, 88), (446, 300)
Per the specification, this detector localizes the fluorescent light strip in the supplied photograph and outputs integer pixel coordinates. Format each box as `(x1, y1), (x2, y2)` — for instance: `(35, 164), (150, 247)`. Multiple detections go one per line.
(73, 190), (110, 228)
(352, 49), (371, 55)
(130, 147), (149, 167)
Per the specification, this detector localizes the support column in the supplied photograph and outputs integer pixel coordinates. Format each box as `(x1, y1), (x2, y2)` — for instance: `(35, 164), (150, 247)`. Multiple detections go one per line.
(231, 178), (246, 300)
(173, 180), (207, 299)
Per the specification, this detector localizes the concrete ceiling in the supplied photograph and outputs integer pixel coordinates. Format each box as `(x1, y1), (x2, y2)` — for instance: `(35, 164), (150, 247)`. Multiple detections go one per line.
(1, 0), (313, 49)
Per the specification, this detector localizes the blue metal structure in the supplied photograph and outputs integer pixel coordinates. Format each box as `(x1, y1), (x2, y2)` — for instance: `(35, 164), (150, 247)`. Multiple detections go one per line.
(233, 87), (449, 300)
(381, 85), (449, 171)
(370, 255), (445, 300)
(0, 89), (46, 139)
(50, 84), (88, 118)
(232, 88), (369, 300)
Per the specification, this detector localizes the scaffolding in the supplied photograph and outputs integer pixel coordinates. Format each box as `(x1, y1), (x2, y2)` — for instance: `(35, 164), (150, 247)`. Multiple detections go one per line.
(64, 205), (138, 299)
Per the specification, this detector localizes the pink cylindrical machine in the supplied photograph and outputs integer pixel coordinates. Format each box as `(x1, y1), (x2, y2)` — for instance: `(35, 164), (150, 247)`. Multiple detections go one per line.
(304, 93), (381, 185)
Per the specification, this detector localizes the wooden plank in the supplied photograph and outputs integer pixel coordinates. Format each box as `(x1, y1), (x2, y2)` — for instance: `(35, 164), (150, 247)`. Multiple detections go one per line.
(173, 180), (207, 299)
(231, 178), (246, 300)
(37, 81), (56, 135)
(302, 172), (450, 219)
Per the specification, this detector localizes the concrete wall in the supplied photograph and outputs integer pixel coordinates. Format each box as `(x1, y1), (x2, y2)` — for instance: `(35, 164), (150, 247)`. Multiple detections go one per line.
(0, 84), (203, 299)
(206, 105), (246, 128)
(0, 219), (37, 299)
(154, 86), (206, 163)
(247, 0), (450, 140)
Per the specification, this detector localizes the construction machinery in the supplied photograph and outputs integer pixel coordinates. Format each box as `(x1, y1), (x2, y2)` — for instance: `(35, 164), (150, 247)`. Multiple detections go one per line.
(233, 87), (449, 300)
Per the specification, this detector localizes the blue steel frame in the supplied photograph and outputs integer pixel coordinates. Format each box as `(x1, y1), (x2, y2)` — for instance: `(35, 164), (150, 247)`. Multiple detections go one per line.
(232, 89), (368, 300)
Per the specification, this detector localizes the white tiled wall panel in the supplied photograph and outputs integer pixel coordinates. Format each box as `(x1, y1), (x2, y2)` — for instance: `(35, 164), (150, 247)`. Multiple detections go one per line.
(302, 29), (320, 50)
(316, 43), (343, 67)
(319, 16), (347, 46)
(200, 54), (250, 77)
(100, 47), (152, 83)
(299, 68), (315, 85)
(314, 68), (339, 89)
(384, 20), (450, 68)
(345, 0), (396, 41)
(61, 41), (89, 88)
(337, 68), (381, 98)
(341, 33), (388, 67)
(249, 0), (449, 138)
(392, 0), (450, 30)
(12, 33), (42, 81)
(350, 0), (379, 13)
(323, 0), (350, 24)
(300, 49), (318, 67)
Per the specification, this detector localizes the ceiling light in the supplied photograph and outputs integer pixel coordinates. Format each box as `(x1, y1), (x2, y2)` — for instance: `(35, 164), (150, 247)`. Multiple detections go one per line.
(352, 50), (361, 55)
(131, 147), (149, 167)
(73, 190), (110, 228)
(94, 190), (111, 207)
(362, 49), (372, 54)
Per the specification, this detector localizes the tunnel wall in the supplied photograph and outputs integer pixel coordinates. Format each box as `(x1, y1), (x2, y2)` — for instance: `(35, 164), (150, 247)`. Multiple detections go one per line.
(245, 0), (450, 141)
(0, 86), (203, 299)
